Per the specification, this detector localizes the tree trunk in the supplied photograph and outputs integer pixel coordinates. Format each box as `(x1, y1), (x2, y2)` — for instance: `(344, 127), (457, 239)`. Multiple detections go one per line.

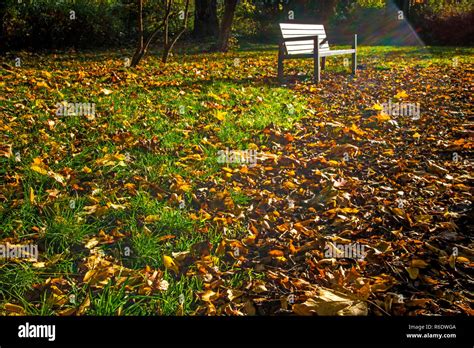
(395, 0), (411, 20)
(404, 0), (411, 20)
(314, 0), (338, 24)
(131, 0), (175, 67)
(0, 0), (6, 52)
(215, 0), (238, 52)
(193, 0), (218, 39)
(131, 0), (144, 67)
(162, 0), (191, 63)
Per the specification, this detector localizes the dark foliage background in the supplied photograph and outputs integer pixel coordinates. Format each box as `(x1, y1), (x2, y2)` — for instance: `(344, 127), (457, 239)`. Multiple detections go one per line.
(0, 0), (472, 51)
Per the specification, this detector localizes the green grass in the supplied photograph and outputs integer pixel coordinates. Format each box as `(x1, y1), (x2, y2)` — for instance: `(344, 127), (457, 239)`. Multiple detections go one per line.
(0, 263), (40, 300)
(1, 44), (472, 315)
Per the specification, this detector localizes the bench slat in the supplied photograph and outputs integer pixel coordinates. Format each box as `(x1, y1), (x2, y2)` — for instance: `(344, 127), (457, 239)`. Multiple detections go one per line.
(284, 44), (329, 51)
(285, 41), (328, 46)
(280, 23), (325, 30)
(285, 41), (329, 55)
(281, 29), (327, 34)
(282, 33), (327, 38)
(285, 46), (329, 55)
(280, 23), (329, 55)
(281, 31), (327, 38)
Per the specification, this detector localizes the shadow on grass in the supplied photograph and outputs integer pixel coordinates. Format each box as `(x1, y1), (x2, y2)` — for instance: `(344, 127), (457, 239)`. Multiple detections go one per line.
(144, 65), (356, 90)
(148, 75), (283, 90)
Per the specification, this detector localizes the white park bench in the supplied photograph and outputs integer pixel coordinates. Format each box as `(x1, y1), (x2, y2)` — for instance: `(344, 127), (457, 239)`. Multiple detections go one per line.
(278, 23), (357, 83)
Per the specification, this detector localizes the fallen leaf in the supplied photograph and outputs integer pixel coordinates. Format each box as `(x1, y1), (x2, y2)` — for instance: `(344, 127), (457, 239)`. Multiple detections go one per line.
(163, 255), (179, 273)
(293, 288), (367, 316)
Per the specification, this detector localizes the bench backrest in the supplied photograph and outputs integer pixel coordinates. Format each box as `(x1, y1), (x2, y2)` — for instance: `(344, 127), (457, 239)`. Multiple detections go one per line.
(279, 23), (329, 55)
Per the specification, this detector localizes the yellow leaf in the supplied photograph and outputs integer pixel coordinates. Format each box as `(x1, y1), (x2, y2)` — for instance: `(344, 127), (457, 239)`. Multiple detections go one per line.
(448, 254), (456, 269)
(394, 90), (408, 99)
(101, 88), (113, 95)
(4, 303), (26, 315)
(48, 170), (66, 185)
(391, 207), (406, 220)
(41, 70), (52, 79)
(376, 113), (391, 122)
(107, 202), (127, 210)
(180, 154), (202, 161)
(113, 153), (126, 161)
(248, 143), (258, 150)
(252, 280), (268, 293)
(454, 256), (468, 263)
(30, 165), (47, 174)
(283, 181), (297, 190)
(36, 81), (50, 89)
(58, 307), (76, 316)
(145, 215), (161, 223)
(163, 255), (179, 273)
(77, 294), (91, 315)
(29, 187), (35, 204)
(406, 266), (419, 279)
(201, 290), (218, 302)
(340, 207), (359, 214)
(85, 238), (99, 249)
(31, 157), (48, 175)
(227, 289), (244, 302)
(216, 240), (226, 256)
(372, 103), (383, 111)
(325, 241), (345, 258)
(215, 110), (227, 121)
(207, 92), (222, 101)
(350, 123), (365, 136)
(32, 262), (46, 268)
(48, 292), (68, 306)
(242, 235), (256, 246)
(411, 259), (429, 268)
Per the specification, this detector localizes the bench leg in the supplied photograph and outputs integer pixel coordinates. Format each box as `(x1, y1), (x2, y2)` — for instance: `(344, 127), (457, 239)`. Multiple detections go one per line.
(278, 45), (284, 83)
(314, 52), (320, 84)
(314, 38), (320, 84)
(352, 34), (357, 75)
(321, 57), (326, 70)
(352, 52), (356, 75)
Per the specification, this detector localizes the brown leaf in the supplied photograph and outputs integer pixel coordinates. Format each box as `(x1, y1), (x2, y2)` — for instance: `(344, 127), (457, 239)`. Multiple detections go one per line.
(293, 288), (367, 316)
